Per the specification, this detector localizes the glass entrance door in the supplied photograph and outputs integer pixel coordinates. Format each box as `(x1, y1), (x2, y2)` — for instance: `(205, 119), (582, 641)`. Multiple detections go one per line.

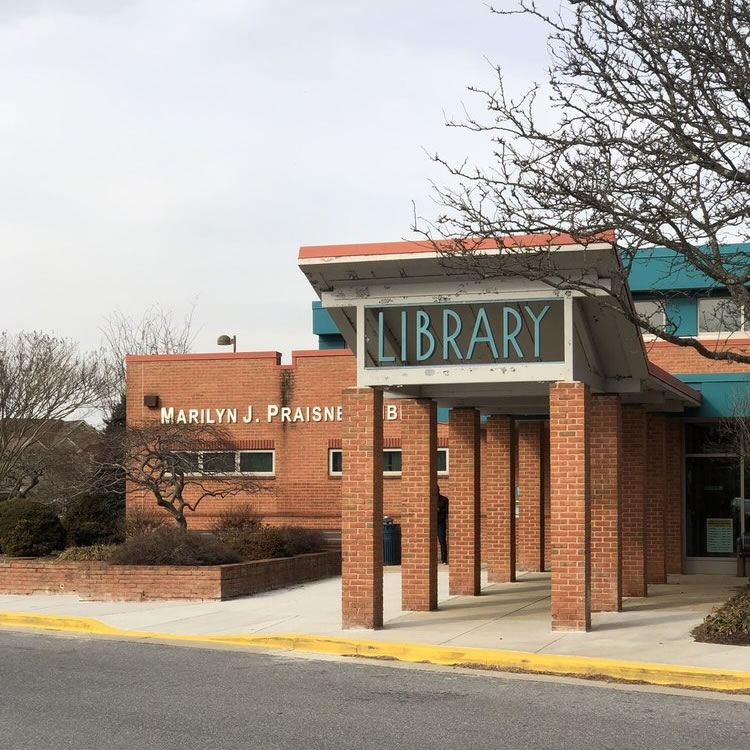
(685, 457), (740, 558)
(684, 423), (744, 573)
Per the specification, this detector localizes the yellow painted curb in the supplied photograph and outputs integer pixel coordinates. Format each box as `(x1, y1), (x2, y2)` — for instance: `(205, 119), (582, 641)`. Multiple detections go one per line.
(1, 610), (748, 693)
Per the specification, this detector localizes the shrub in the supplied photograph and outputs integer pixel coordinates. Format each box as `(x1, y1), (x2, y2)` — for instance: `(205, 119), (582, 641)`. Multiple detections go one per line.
(213, 514), (326, 561)
(110, 527), (242, 566)
(279, 526), (326, 557)
(124, 508), (169, 538)
(226, 525), (290, 561)
(64, 494), (124, 547)
(57, 544), (117, 561)
(0, 499), (66, 557)
(692, 585), (750, 646)
(212, 506), (261, 537)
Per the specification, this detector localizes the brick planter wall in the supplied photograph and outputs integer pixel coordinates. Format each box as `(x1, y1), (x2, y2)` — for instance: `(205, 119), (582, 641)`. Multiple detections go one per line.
(0, 551), (340, 602)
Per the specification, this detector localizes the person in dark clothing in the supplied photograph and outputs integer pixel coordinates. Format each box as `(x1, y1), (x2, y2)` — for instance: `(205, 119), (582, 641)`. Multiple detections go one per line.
(437, 486), (449, 565)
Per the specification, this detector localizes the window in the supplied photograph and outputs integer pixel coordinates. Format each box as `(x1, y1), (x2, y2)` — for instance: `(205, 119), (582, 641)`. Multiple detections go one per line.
(633, 299), (665, 335)
(202, 451), (236, 473)
(239, 450), (275, 476)
(328, 448), (342, 476)
(383, 449), (402, 475)
(329, 448), (448, 476)
(168, 450), (276, 476)
(697, 297), (745, 335)
(437, 448), (449, 475)
(173, 451), (199, 473)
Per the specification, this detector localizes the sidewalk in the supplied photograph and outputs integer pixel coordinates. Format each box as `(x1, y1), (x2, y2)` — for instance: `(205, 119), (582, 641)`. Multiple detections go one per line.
(2, 568), (749, 690)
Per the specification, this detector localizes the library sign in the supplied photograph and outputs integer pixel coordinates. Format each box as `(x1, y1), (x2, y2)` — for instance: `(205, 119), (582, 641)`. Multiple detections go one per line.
(160, 403), (402, 425)
(368, 300), (564, 368)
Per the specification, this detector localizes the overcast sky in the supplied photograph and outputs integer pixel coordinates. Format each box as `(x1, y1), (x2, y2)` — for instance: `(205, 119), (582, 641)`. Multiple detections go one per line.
(2, 0), (547, 359)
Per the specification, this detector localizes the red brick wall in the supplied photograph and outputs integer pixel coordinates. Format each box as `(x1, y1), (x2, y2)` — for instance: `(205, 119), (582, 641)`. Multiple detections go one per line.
(341, 387), (384, 629)
(400, 399), (437, 611)
(590, 395), (622, 612)
(542, 422), (551, 571)
(646, 413), (667, 584)
(645, 339), (750, 374)
(549, 382), (591, 631)
(126, 351), (453, 532)
(483, 416), (515, 583)
(664, 419), (684, 575)
(516, 421), (544, 572)
(0, 552), (340, 601)
(448, 408), (481, 596)
(621, 406), (648, 597)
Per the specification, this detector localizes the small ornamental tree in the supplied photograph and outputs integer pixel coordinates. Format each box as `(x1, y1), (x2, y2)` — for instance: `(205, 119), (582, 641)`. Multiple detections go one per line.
(98, 423), (260, 531)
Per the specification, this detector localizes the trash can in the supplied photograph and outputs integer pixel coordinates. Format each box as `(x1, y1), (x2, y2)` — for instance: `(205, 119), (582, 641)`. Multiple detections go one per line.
(383, 516), (401, 565)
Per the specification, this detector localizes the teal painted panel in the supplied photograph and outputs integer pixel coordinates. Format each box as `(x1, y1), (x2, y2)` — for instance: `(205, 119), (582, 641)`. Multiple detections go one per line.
(318, 334), (347, 350)
(627, 244), (750, 292)
(312, 301), (342, 336)
(675, 374), (750, 417)
(665, 297), (697, 336)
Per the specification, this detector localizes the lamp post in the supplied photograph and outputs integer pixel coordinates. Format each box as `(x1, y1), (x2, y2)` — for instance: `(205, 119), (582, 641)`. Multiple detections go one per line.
(216, 334), (236, 353)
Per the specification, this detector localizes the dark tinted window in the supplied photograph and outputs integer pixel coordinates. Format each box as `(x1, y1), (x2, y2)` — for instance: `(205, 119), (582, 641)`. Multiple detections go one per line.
(173, 452), (199, 473)
(329, 449), (342, 474)
(203, 452), (236, 473)
(239, 451), (274, 474)
(383, 450), (402, 473)
(685, 423), (734, 454)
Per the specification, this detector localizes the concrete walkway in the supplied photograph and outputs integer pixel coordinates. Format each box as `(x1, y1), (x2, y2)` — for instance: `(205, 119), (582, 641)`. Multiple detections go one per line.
(1, 568), (748, 672)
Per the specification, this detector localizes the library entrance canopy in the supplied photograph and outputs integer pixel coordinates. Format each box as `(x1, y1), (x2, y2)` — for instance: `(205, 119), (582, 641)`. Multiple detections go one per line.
(298, 235), (700, 414)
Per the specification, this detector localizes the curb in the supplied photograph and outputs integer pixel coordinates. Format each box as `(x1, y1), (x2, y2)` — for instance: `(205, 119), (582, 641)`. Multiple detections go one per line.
(2, 611), (748, 693)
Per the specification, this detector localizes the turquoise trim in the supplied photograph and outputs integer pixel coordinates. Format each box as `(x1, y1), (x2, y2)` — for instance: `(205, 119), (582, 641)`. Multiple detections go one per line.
(312, 301), (341, 336)
(665, 297), (697, 336)
(675, 373), (750, 417)
(627, 244), (750, 292)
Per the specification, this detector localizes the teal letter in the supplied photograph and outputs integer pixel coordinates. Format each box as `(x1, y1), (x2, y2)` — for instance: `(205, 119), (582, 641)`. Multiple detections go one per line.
(416, 310), (436, 360)
(524, 304), (550, 358)
(401, 310), (408, 362)
(443, 309), (463, 360)
(503, 307), (524, 358)
(466, 307), (499, 360)
(377, 312), (395, 363)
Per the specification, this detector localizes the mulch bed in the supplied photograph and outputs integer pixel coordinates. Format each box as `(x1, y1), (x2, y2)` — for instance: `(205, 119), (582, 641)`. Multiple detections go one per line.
(692, 584), (750, 646)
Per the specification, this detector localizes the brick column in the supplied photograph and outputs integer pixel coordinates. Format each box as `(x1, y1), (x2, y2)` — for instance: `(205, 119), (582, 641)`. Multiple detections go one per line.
(543, 422), (551, 570)
(646, 412), (667, 584)
(516, 421), (545, 572)
(484, 415), (515, 583)
(549, 382), (591, 632)
(449, 408), (481, 596)
(664, 419), (684, 575)
(401, 398), (438, 612)
(341, 387), (384, 629)
(590, 395), (622, 612)
(621, 406), (647, 597)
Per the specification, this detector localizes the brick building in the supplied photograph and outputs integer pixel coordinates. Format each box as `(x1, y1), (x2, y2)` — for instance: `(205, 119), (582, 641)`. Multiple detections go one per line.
(126, 234), (750, 631)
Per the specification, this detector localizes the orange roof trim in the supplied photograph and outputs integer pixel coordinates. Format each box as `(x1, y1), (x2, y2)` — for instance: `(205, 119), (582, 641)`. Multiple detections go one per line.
(298, 231), (615, 260)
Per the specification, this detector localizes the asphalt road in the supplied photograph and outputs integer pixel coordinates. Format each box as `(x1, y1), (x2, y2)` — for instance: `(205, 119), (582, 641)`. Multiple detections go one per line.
(1, 631), (749, 750)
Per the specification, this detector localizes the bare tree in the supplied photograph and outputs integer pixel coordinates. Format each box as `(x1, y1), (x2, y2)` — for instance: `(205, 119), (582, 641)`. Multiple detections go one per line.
(416, 0), (750, 364)
(98, 422), (260, 531)
(0, 331), (105, 501)
(100, 303), (197, 417)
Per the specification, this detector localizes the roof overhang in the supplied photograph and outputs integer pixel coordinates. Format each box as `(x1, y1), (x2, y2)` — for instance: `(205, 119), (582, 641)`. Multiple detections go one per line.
(298, 236), (701, 414)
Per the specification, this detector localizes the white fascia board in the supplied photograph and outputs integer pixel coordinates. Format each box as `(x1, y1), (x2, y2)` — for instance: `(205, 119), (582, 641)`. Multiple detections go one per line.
(297, 242), (615, 269)
(323, 278), (610, 307)
(357, 361), (569, 388)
